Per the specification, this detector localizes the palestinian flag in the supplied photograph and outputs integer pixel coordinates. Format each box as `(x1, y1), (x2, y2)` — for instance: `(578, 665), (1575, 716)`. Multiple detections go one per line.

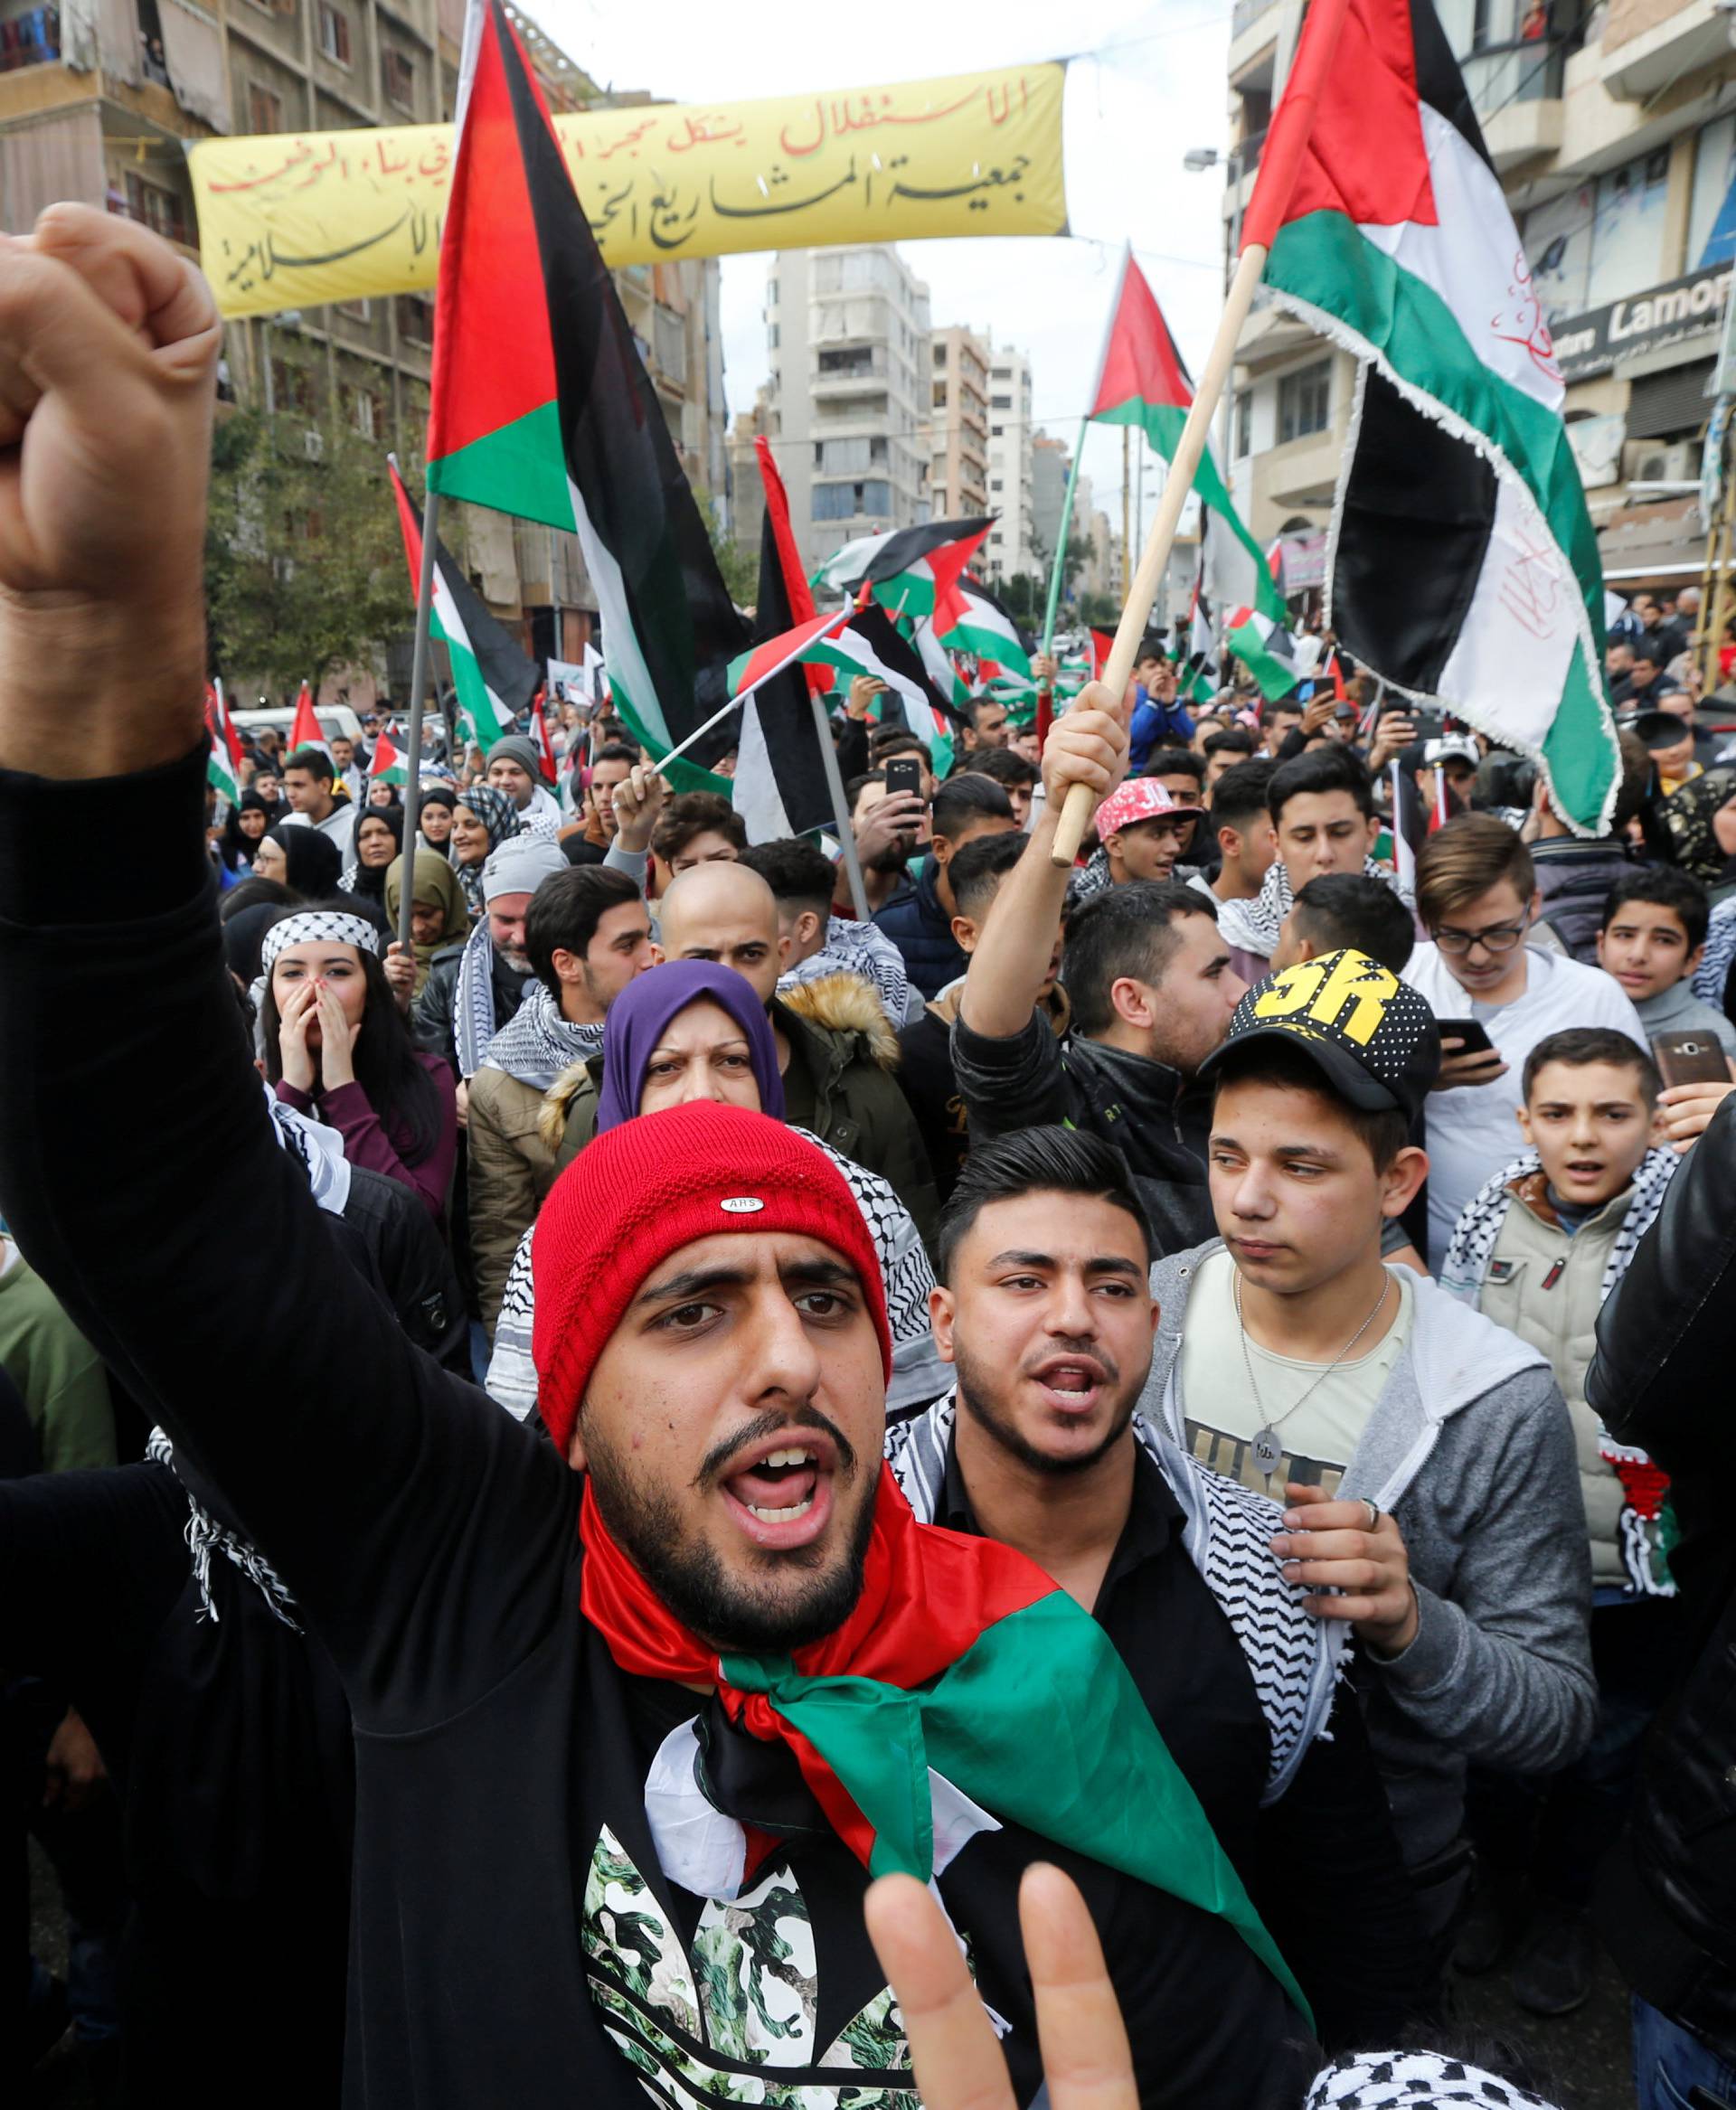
(755, 436), (829, 698)
(1183, 582), (1219, 706)
(205, 681), (242, 806)
(811, 517), (995, 622)
(1228, 608), (1299, 702)
(1244, 0), (1618, 830)
(1087, 250), (1284, 625)
(369, 730), (409, 787)
(725, 608), (852, 843)
(424, 0), (748, 777)
(805, 605), (962, 777)
(939, 578), (1034, 678)
(530, 695), (560, 785)
(590, 1472), (1311, 2025)
(389, 457), (539, 753)
(288, 681), (327, 762)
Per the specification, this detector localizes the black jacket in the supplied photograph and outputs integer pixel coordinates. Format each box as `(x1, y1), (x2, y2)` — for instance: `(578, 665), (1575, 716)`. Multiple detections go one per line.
(948, 1010), (1216, 1256)
(410, 933), (533, 1069)
(1587, 1095), (1736, 2055)
(0, 747), (1321, 2110)
(872, 859), (966, 1002)
(1532, 838), (1637, 965)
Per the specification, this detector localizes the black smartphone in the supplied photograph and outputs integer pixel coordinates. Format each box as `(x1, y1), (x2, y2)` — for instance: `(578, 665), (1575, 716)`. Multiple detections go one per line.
(1652, 1030), (1731, 1089)
(1438, 1018), (1496, 1058)
(883, 757), (924, 803)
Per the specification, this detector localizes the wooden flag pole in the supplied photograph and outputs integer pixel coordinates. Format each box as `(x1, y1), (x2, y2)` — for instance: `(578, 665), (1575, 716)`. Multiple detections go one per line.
(398, 483), (440, 955)
(1051, 242), (1270, 868)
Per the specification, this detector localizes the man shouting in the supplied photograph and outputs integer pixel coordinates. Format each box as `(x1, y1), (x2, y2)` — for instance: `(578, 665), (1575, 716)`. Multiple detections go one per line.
(0, 209), (1317, 2107)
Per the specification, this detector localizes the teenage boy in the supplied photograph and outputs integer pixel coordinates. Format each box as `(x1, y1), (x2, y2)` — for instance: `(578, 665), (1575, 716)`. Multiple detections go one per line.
(896, 832), (1065, 1201)
(1134, 951), (1595, 1967)
(886, 1126), (1430, 2049)
(873, 774), (1019, 999)
(1403, 815), (1646, 1261)
(1597, 866), (1736, 1060)
(1440, 1029), (1684, 2016)
(1070, 776), (1205, 901)
(1214, 747), (1400, 981)
(279, 744), (357, 861)
(1188, 758), (1277, 912)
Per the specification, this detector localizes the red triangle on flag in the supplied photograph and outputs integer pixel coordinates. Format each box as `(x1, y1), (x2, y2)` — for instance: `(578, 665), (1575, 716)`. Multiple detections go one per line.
(1242, 0), (1436, 249)
(369, 730), (401, 777)
(1089, 628), (1116, 679)
(928, 525), (992, 637)
(288, 682), (326, 757)
(1090, 251), (1194, 419)
(427, 2), (557, 468)
(531, 698), (559, 784)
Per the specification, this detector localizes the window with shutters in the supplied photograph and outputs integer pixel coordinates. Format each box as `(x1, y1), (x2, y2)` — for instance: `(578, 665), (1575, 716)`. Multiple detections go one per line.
(316, 2), (351, 64)
(1278, 360), (1332, 444)
(381, 47), (415, 108)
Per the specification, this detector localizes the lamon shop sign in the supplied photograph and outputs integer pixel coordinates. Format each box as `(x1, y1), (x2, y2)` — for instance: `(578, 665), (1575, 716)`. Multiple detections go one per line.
(1550, 265), (1734, 381)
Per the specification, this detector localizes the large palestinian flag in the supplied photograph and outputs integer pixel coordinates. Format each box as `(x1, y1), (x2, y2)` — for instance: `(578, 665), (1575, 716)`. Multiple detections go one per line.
(424, 0), (748, 769)
(1088, 250), (1285, 626)
(389, 458), (539, 751)
(1244, 0), (1618, 830)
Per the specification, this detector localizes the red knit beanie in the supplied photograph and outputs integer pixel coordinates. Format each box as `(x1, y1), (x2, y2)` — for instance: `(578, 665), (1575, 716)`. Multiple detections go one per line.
(531, 1103), (892, 1455)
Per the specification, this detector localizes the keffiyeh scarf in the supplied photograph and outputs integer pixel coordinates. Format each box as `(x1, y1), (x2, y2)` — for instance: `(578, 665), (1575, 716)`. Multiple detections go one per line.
(477, 981), (604, 1093)
(1440, 1145), (1679, 1597)
(1694, 894), (1736, 1008)
(779, 917), (912, 1027)
(1217, 852), (1410, 964)
(453, 917), (506, 1080)
(1305, 2052), (1558, 2109)
(259, 909), (382, 978)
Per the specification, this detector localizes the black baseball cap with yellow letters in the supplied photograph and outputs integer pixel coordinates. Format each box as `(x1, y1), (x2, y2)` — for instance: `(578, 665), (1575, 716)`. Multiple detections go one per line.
(1198, 947), (1441, 1122)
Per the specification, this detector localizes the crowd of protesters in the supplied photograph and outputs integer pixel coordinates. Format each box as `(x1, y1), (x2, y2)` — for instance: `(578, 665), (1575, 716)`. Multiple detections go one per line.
(4, 208), (1736, 2110)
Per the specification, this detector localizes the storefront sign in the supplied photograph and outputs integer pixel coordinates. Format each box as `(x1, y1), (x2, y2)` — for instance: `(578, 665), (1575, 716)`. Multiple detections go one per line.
(1550, 264), (1733, 381)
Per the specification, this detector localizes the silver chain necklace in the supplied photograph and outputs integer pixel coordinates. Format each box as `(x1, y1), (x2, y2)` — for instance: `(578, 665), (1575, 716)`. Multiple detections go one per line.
(1236, 1270), (1392, 1487)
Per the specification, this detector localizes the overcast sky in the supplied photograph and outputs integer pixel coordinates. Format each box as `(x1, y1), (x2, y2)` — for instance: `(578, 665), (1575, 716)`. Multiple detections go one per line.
(531, 0), (1237, 543)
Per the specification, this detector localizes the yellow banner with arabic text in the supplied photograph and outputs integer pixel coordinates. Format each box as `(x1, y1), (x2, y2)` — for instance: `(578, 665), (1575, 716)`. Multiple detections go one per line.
(190, 63), (1067, 319)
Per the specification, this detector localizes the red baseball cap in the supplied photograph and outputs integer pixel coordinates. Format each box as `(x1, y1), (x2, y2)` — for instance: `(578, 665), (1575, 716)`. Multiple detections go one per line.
(1095, 777), (1204, 839)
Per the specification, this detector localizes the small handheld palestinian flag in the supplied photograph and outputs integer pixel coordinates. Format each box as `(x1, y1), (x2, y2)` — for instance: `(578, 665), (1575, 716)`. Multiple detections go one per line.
(530, 695), (560, 786)
(1227, 608), (1299, 702)
(288, 681), (327, 762)
(369, 730), (409, 788)
(724, 608), (852, 843)
(205, 681), (243, 807)
(938, 576), (1034, 679)
(811, 517), (994, 622)
(388, 457), (539, 753)
(1087, 250), (1285, 626)
(1243, 0), (1618, 830)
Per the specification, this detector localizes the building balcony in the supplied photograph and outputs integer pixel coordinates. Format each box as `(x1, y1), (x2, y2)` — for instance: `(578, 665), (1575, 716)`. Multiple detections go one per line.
(1599, 0), (1736, 100)
(1250, 413), (1350, 527)
(1460, 35), (1564, 170)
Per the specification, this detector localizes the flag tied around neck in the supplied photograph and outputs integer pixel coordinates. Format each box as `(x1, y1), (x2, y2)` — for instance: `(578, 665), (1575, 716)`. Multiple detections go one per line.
(1241, 0), (1618, 831)
(578, 1466), (1313, 2028)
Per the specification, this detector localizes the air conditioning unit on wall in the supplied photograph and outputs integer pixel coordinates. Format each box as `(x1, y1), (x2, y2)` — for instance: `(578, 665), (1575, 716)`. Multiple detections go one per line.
(1623, 438), (1702, 484)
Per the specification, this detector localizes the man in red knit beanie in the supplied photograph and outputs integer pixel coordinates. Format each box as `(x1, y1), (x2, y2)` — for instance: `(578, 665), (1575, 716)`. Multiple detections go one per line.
(532, 1100), (896, 1651)
(0, 204), (1323, 2110)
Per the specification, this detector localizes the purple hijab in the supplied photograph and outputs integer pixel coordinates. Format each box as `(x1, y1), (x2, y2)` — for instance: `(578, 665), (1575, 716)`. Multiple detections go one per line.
(594, 960), (785, 1132)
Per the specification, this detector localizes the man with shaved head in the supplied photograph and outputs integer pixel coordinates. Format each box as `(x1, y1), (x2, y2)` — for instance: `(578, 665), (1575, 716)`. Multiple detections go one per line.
(653, 861), (940, 1245)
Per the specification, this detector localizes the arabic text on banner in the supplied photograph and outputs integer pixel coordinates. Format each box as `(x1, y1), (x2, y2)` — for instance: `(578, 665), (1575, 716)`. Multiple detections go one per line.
(191, 64), (1068, 321)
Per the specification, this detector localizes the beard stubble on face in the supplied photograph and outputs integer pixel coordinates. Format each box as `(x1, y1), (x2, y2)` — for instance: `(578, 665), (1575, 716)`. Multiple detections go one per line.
(583, 1401), (878, 1653)
(952, 1337), (1137, 1477)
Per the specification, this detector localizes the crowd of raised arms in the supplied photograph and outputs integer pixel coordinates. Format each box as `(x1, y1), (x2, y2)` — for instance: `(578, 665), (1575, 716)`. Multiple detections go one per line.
(3, 210), (1735, 2110)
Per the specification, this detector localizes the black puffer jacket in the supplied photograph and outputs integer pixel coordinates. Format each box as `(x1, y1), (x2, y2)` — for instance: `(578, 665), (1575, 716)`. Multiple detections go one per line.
(410, 936), (533, 1071)
(1587, 1094), (1736, 2057)
(333, 1164), (468, 1373)
(1531, 839), (1637, 965)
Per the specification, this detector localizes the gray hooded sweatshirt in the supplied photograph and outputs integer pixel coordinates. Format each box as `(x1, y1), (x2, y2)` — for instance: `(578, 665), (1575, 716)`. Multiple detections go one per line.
(1139, 1242), (1596, 1870)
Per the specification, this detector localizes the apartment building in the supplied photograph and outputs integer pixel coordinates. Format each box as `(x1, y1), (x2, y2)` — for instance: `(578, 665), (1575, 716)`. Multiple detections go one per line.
(1222, 0), (1736, 595)
(0, 0), (727, 670)
(925, 324), (991, 520)
(986, 343), (1036, 581)
(764, 243), (932, 572)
